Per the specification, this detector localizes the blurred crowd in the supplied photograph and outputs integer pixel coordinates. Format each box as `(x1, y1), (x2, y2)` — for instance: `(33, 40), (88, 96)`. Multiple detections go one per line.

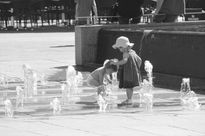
(0, 0), (205, 29)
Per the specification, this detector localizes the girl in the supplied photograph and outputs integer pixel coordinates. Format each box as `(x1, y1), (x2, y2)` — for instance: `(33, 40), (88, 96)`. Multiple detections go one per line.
(87, 59), (118, 94)
(112, 36), (142, 106)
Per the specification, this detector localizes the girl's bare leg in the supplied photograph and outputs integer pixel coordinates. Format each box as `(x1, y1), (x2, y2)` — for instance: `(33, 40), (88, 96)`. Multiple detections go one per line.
(126, 88), (133, 103)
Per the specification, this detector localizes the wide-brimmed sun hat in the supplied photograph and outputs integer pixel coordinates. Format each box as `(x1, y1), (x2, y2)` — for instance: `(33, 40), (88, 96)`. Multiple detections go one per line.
(112, 36), (134, 49)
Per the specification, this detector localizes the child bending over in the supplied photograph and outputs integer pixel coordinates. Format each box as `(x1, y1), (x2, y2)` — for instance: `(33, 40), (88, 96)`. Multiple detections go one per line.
(87, 59), (118, 94)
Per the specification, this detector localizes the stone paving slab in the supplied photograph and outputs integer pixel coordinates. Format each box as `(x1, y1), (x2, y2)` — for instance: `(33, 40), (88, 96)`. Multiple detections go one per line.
(1, 110), (205, 136)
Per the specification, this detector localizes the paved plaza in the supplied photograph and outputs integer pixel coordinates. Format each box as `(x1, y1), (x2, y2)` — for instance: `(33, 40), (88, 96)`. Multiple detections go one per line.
(0, 32), (75, 79)
(0, 32), (205, 136)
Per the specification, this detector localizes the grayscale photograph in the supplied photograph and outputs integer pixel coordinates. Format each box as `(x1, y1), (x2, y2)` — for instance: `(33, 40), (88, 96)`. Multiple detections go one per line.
(0, 0), (205, 136)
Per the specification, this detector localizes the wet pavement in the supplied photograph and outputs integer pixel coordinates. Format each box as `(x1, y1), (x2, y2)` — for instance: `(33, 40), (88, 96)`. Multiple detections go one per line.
(0, 32), (205, 136)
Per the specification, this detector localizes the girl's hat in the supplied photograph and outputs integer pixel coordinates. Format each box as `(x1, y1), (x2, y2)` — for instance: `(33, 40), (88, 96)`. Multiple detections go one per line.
(112, 36), (134, 49)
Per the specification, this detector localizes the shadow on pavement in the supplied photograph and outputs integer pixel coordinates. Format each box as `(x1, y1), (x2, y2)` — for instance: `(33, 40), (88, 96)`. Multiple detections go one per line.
(50, 45), (74, 48)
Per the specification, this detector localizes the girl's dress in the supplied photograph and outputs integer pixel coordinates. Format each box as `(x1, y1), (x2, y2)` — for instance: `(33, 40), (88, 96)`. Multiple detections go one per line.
(118, 49), (142, 88)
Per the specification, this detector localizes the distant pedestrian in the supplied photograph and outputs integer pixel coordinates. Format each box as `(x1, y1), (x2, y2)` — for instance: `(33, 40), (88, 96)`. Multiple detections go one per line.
(111, 36), (142, 106)
(117, 0), (144, 24)
(153, 0), (186, 23)
(75, 0), (98, 25)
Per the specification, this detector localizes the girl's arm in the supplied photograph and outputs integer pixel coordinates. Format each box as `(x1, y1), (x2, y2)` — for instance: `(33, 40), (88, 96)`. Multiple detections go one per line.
(112, 53), (129, 66)
(115, 58), (127, 65)
(99, 72), (104, 85)
(104, 74), (112, 84)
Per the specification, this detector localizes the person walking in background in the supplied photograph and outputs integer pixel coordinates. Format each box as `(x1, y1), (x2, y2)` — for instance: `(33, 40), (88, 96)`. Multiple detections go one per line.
(111, 36), (142, 106)
(153, 0), (186, 23)
(117, 0), (144, 24)
(75, 0), (98, 25)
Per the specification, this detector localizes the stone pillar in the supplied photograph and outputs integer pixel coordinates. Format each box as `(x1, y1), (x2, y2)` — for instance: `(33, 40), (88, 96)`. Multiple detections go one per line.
(75, 25), (103, 65)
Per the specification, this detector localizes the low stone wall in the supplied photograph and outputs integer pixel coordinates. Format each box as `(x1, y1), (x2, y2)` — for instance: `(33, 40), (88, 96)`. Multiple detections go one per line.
(75, 21), (205, 65)
(97, 28), (205, 79)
